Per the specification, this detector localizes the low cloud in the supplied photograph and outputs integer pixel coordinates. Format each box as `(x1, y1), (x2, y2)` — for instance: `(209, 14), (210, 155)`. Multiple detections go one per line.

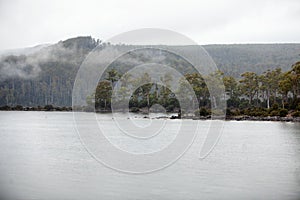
(0, 55), (41, 80)
(0, 41), (87, 81)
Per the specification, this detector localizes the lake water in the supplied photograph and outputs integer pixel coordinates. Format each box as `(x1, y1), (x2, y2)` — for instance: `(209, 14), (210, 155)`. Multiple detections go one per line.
(0, 111), (300, 200)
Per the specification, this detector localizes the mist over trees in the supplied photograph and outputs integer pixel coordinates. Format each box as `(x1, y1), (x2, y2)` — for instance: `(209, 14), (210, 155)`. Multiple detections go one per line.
(0, 36), (100, 106)
(0, 36), (299, 117)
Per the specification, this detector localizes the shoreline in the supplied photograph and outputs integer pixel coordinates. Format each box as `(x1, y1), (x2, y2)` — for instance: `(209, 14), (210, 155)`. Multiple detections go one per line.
(176, 115), (300, 122)
(225, 115), (300, 122)
(1, 109), (300, 122)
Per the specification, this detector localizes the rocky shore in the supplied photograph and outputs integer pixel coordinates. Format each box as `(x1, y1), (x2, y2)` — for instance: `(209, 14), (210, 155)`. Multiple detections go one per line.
(1, 105), (300, 122)
(0, 105), (72, 111)
(225, 115), (300, 122)
(174, 115), (300, 122)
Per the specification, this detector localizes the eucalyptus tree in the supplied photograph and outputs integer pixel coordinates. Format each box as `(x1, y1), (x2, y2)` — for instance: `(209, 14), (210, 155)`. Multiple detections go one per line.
(290, 61), (300, 99)
(239, 72), (259, 106)
(183, 73), (209, 106)
(223, 75), (240, 108)
(106, 69), (120, 87)
(223, 76), (238, 99)
(279, 72), (293, 108)
(95, 80), (112, 111)
(160, 73), (173, 107)
(260, 68), (282, 109)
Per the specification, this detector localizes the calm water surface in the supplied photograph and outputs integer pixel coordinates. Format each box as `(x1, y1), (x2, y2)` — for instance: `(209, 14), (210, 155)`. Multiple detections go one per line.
(0, 111), (300, 200)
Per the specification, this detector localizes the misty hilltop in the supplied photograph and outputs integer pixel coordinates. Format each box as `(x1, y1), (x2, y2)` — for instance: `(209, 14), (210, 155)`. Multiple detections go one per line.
(0, 36), (300, 107)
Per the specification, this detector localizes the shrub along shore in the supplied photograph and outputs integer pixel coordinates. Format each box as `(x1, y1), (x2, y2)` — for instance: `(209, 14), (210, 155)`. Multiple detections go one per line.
(0, 105), (72, 111)
(1, 104), (300, 122)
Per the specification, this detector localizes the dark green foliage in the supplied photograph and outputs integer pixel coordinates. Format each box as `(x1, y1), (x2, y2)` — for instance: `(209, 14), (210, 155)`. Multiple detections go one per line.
(271, 103), (279, 111)
(195, 107), (211, 117)
(14, 105), (23, 110)
(279, 109), (288, 117)
(200, 107), (210, 116)
(270, 110), (279, 117)
(95, 80), (112, 111)
(0, 105), (12, 110)
(130, 107), (140, 112)
(238, 99), (250, 109)
(243, 107), (268, 117)
(225, 108), (234, 116)
(44, 105), (54, 111)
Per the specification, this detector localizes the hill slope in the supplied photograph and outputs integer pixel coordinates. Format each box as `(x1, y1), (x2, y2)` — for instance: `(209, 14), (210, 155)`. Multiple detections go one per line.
(205, 43), (300, 77)
(0, 36), (299, 106)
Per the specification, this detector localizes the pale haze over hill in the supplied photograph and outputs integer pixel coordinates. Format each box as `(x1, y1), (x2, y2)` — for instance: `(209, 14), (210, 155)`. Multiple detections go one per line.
(0, 36), (299, 106)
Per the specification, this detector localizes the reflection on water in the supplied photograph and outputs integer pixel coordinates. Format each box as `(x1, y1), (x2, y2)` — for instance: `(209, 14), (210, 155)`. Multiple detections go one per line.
(0, 111), (300, 200)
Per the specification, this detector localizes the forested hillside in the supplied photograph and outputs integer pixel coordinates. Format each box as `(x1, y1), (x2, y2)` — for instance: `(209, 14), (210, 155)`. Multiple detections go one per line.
(0, 36), (299, 107)
(0, 36), (99, 106)
(205, 44), (300, 77)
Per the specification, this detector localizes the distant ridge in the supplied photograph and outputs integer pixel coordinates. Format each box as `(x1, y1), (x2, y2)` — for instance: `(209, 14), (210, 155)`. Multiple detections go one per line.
(203, 43), (300, 77)
(0, 44), (51, 56)
(0, 36), (299, 106)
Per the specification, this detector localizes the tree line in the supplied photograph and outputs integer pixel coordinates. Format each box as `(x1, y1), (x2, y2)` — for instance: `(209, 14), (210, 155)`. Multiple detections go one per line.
(92, 61), (300, 118)
(0, 36), (299, 118)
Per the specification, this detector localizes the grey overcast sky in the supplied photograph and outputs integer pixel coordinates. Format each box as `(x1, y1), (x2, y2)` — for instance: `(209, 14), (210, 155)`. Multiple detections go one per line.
(0, 0), (300, 50)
